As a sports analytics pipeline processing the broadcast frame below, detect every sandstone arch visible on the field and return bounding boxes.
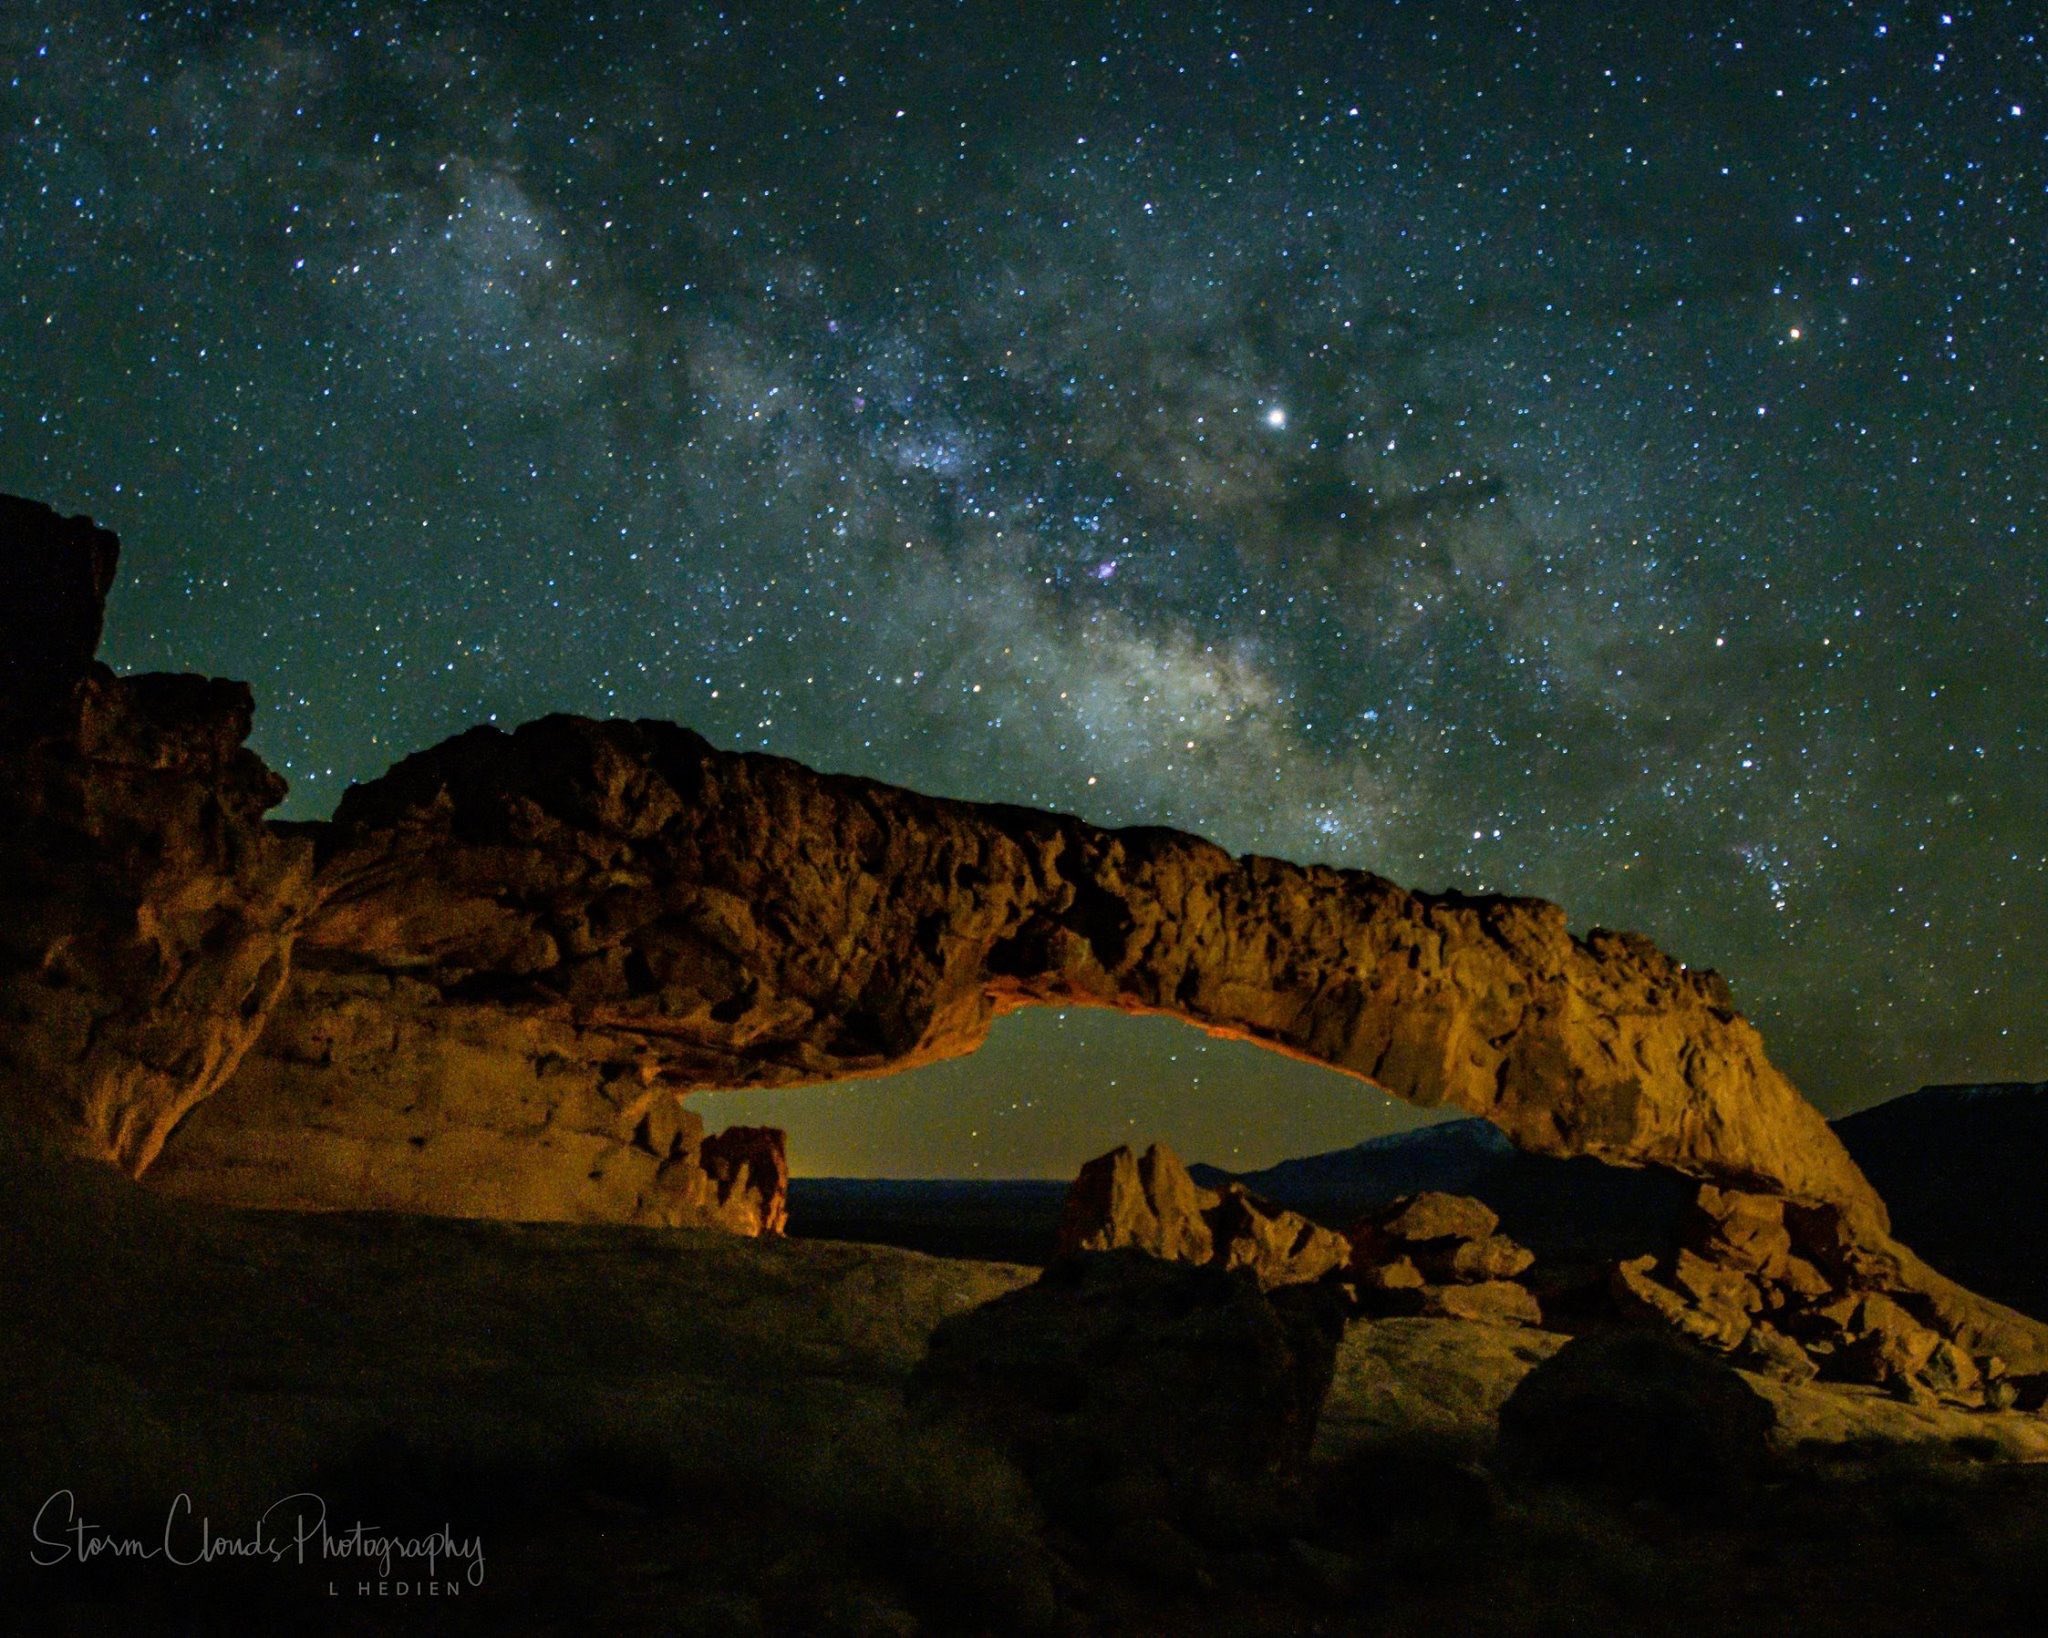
[4,495,2043,1370]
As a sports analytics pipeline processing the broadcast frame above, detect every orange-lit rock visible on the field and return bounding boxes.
[1053,1142,1347,1289]
[7,496,2048,1350]
[265,712,1884,1229]
[0,498,313,1174]
[154,711,2048,1360]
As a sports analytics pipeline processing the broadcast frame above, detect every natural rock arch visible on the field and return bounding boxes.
[219,710,1881,1224]
[3,493,2043,1370]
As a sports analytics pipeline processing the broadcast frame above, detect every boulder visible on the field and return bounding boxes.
[1344,1191,1540,1322]
[1205,1184,1352,1289]
[1055,1143,1348,1289]
[1056,1142,1214,1265]
[1687,1184,1795,1278]
[1734,1321,1820,1384]
[1420,1280,1543,1327]
[912,1250,1346,1542]
[1669,1247,1763,1318]
[1369,1191,1501,1246]
[1611,1254,1751,1351]
[1353,1256,1425,1294]
[1411,1233,1535,1284]
[1495,1329,1778,1504]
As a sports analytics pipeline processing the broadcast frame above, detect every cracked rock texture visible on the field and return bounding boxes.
[1053,1141,1351,1288]
[143,715,2048,1365]
[0,497,313,1175]
[226,709,1876,1215]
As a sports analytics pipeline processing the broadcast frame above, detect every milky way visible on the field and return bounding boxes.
[4,3,2042,1173]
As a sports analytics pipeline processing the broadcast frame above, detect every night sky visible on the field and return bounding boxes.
[4,3,2043,1176]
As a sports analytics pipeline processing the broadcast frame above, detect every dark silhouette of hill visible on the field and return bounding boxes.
[789,1178,1068,1265]
[1832,1082,2048,1322]
[790,1082,2048,1325]
[1191,1120,1693,1263]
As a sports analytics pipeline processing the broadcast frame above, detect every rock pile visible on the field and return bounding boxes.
[1055,1142,1351,1289]
[1345,1192,1544,1327]
[1611,1183,2047,1407]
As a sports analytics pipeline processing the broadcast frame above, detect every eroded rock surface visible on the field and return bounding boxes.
[1496,1330,1779,1504]
[1346,1190,1544,1325]
[0,497,313,1174]
[1055,1141,1349,1288]
[144,967,791,1233]
[1607,1182,2032,1400]
[235,711,1880,1218]
[135,713,2048,1363]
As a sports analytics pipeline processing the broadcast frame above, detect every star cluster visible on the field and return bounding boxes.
[4,2,2042,1173]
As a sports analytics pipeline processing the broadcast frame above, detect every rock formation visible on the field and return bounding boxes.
[0,496,786,1236]
[1054,1141,1350,1288]
[0,496,314,1174]
[1347,1191,1544,1326]
[4,493,2047,1365]
[1608,1183,2046,1406]
[251,710,1882,1216]
[160,706,1907,1244]
[1496,1329,1779,1504]
[912,1250,1347,1547]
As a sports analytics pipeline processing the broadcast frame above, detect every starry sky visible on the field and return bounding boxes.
[4,2,2043,1176]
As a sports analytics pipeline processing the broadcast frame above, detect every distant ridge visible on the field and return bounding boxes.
[1190,1118,1691,1262]
[1189,1118,1516,1205]
[785,1082,2048,1318]
[1832,1081,2048,1320]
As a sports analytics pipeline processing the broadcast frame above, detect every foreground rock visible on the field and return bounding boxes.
[1607,1183,2032,1405]
[148,1023,793,1233]
[216,709,2041,1367]
[1055,1141,1348,1288]
[913,1250,1346,1546]
[1347,1190,1544,1326]
[0,497,313,1174]
[8,1135,2048,1638]
[1496,1330,1779,1504]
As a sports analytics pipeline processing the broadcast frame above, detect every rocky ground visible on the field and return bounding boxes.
[10,1141,2048,1637]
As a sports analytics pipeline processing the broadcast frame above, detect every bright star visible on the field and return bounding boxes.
[1264,406,1287,429]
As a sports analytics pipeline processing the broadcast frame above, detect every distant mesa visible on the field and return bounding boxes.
[2,492,2045,1381]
